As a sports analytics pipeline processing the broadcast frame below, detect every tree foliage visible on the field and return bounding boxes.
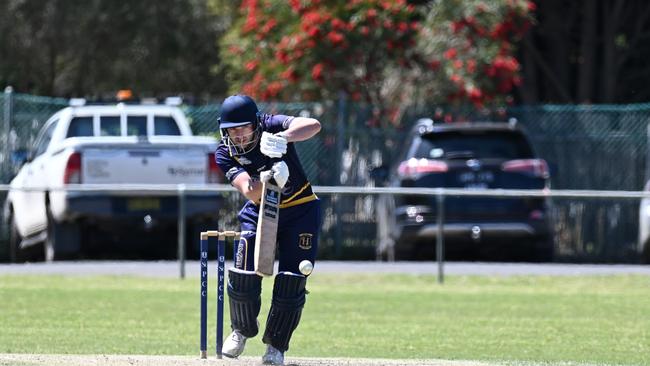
[221,1,421,103]
[418,0,534,108]
[220,0,534,123]
[4,1,650,107]
[0,0,226,99]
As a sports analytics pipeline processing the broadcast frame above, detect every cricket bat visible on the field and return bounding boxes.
[254,163,282,276]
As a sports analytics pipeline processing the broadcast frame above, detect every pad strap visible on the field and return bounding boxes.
[262,272,307,352]
[227,268,262,337]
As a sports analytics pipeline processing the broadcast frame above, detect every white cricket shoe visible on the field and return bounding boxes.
[262,344,284,365]
[222,330,247,358]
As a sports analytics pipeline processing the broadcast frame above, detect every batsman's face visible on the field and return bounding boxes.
[227,124,256,149]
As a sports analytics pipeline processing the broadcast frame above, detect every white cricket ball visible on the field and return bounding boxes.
[298,260,313,275]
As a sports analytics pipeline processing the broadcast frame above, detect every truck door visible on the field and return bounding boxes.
[21,120,58,234]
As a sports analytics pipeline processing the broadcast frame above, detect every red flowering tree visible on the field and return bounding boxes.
[418,0,535,109]
[220,0,535,123]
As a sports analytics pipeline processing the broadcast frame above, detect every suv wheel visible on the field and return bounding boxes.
[532,237,555,263]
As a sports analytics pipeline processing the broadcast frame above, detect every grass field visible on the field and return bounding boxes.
[0,273,648,365]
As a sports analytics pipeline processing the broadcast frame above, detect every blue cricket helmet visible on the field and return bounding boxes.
[218,94,260,128]
[218,94,263,155]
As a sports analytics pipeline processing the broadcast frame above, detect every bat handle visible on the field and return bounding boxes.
[268,157,283,186]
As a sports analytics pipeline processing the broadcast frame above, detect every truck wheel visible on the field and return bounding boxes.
[9,215,25,263]
[45,209,81,262]
[8,214,25,263]
[0,237,7,263]
[642,240,650,264]
[45,210,56,262]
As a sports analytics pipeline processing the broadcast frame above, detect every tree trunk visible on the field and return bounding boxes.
[601,0,624,102]
[541,0,573,102]
[519,31,538,104]
[47,44,57,96]
[577,0,596,103]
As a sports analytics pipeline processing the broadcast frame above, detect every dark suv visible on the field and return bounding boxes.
[377,118,553,261]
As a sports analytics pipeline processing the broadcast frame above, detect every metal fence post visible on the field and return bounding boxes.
[646,122,650,183]
[178,184,187,279]
[3,86,13,183]
[335,91,346,257]
[436,193,445,284]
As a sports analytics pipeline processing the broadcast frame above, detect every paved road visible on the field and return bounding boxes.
[1,260,649,278]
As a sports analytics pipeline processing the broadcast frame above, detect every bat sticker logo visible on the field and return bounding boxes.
[264,205,277,219]
[266,190,280,205]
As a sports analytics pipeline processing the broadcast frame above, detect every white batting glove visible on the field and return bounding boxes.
[260,131,287,158]
[260,170,273,183]
[271,161,289,188]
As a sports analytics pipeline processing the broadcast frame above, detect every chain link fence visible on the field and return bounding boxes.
[1,88,69,182]
[1,88,649,261]
[510,105,649,262]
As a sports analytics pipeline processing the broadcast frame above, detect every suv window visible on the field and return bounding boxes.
[67,117,94,137]
[154,116,181,136]
[417,131,534,160]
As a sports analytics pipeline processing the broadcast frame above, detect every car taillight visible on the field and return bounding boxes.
[529,209,545,220]
[397,158,448,179]
[501,159,549,178]
[64,152,82,184]
[207,153,223,183]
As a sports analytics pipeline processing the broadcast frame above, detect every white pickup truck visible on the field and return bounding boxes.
[2,101,223,262]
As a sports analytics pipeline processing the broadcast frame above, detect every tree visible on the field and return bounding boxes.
[221,1,420,102]
[417,0,534,109]
[219,0,535,124]
[0,0,227,99]
[518,0,650,104]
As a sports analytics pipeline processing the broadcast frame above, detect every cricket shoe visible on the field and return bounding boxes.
[222,330,248,358]
[261,344,284,365]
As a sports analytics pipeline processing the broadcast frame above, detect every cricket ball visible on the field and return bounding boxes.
[298,260,313,275]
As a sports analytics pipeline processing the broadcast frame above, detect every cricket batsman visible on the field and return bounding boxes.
[214,94,322,365]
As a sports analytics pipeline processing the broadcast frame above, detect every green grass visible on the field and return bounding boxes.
[0,274,649,365]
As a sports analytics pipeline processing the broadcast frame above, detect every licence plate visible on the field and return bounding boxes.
[127,198,161,211]
[457,171,494,188]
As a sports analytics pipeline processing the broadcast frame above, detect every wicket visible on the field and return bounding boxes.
[200,230,240,359]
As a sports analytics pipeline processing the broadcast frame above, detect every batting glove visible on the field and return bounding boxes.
[260,170,273,183]
[271,161,289,188]
[260,131,287,158]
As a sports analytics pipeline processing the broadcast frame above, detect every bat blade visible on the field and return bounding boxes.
[254,180,281,276]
